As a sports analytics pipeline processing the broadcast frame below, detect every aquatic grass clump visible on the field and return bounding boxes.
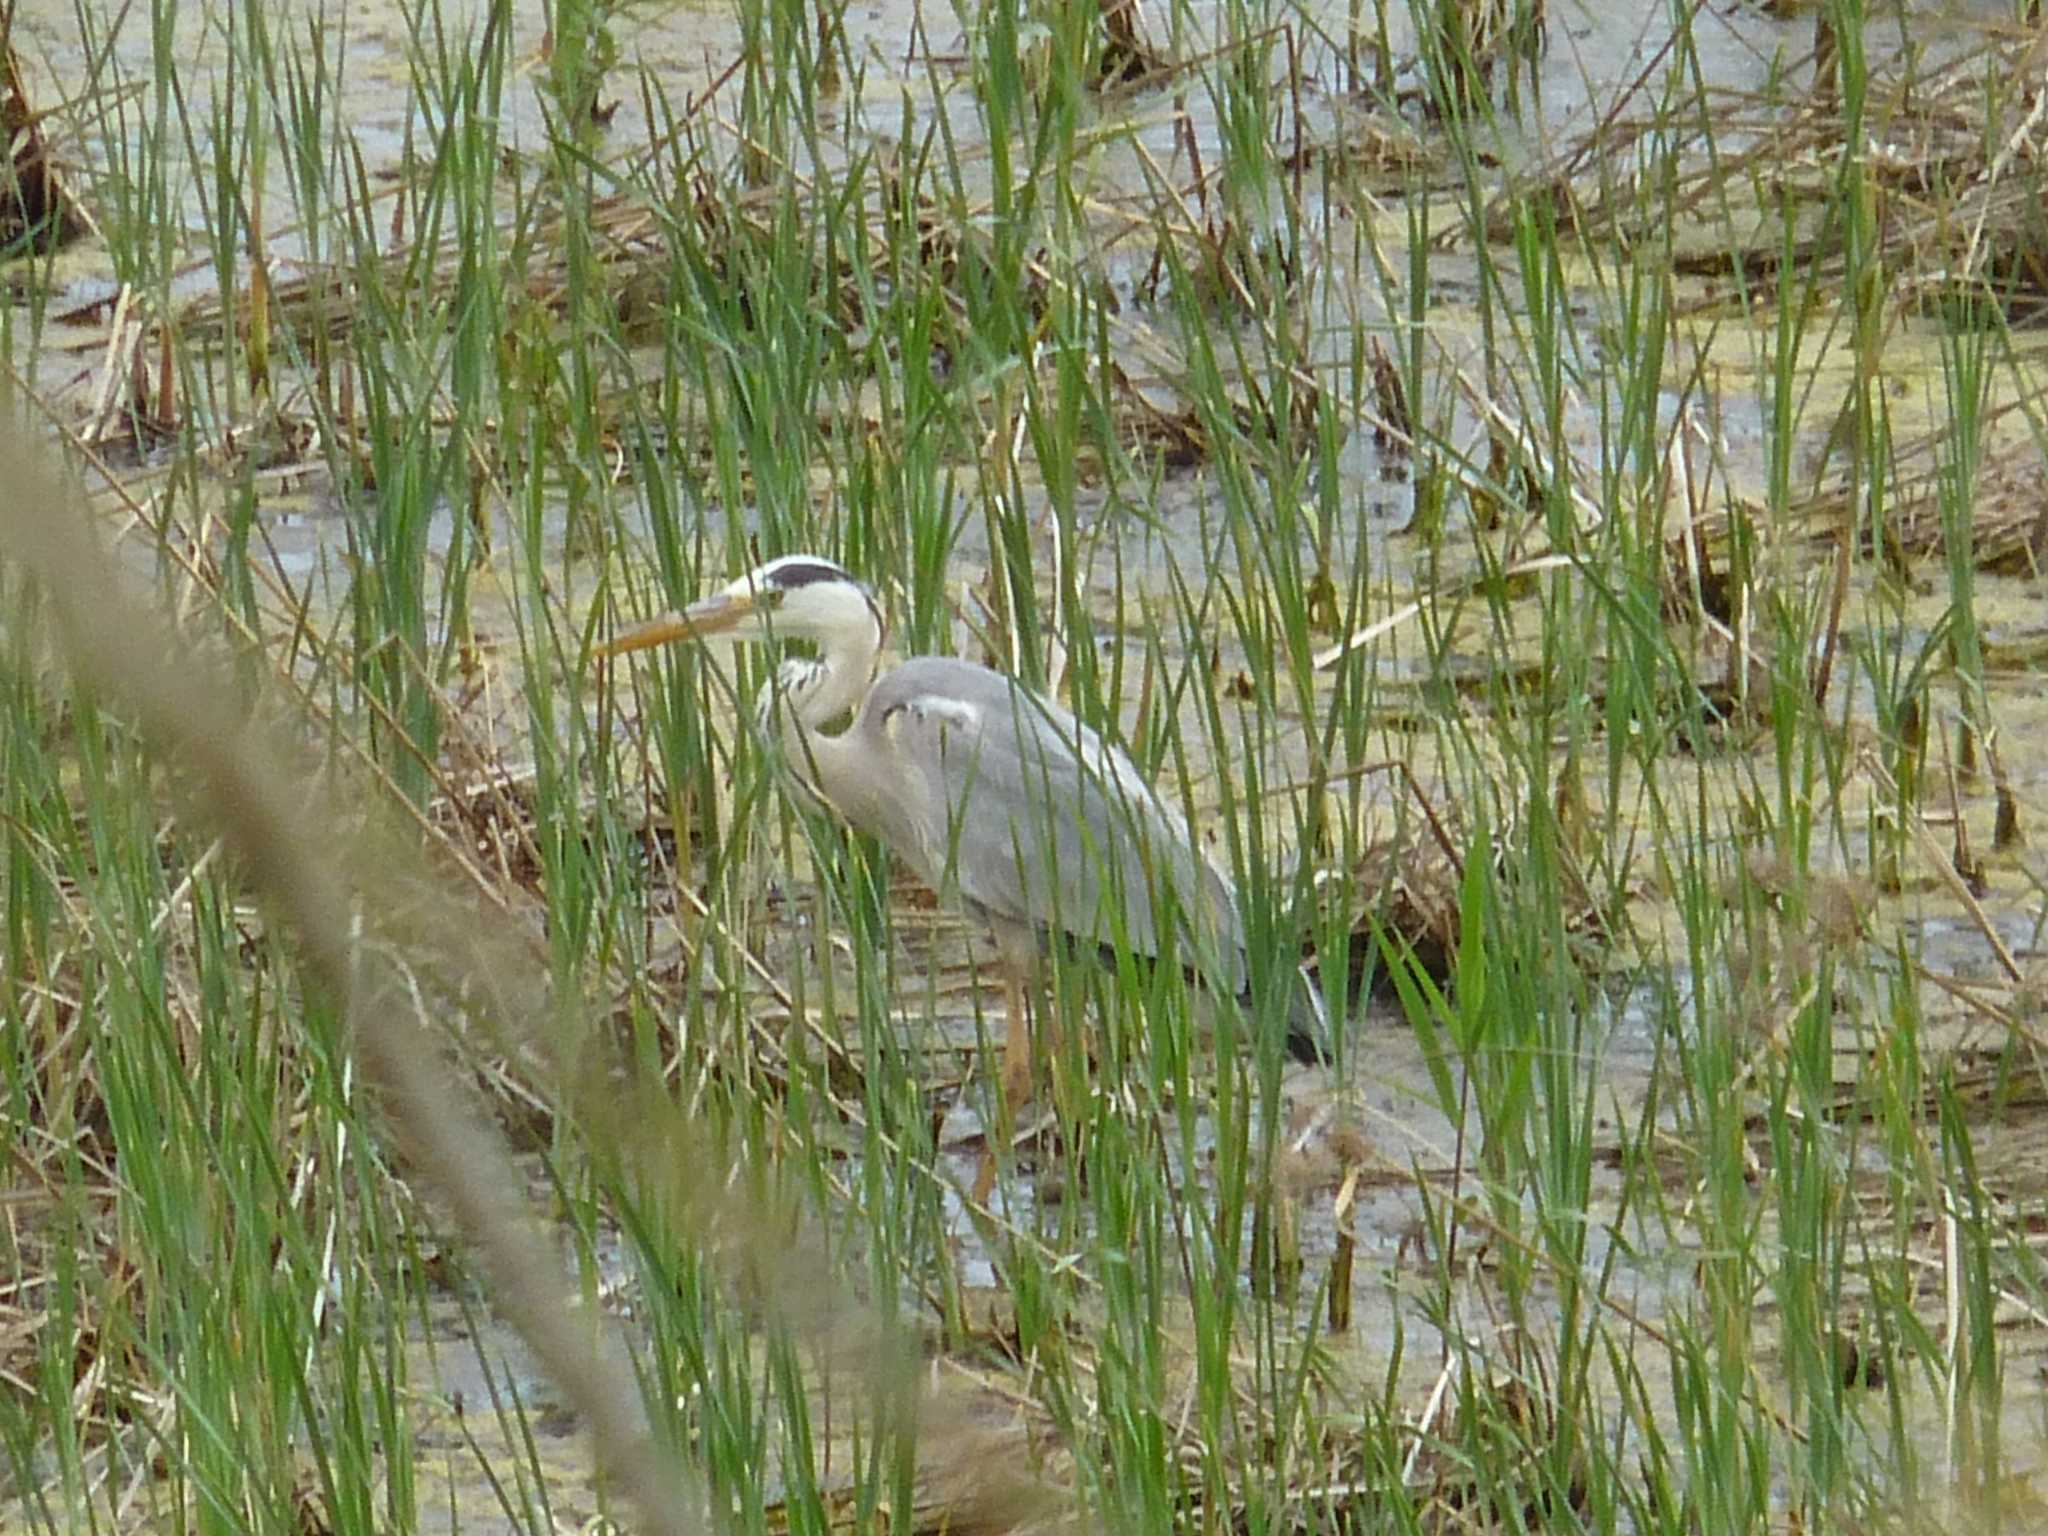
[5,0,2048,1530]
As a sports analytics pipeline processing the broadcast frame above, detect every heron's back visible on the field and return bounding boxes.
[842,656,1247,992]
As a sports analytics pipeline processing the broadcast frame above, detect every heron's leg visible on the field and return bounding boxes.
[999,963,1034,1111]
[986,922,1046,1114]
[971,963,1032,1206]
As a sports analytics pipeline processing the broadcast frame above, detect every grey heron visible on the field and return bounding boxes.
[603,555,1329,1096]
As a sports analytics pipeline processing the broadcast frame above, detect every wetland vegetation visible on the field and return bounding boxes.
[4,0,2048,1531]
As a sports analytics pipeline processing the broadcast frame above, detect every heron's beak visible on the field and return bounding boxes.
[598,591,758,657]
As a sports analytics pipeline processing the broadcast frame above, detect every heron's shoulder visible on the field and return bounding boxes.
[870,658,1155,796]
[867,656,1019,726]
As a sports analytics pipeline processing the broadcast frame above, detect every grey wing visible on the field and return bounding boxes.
[857,657,1247,990]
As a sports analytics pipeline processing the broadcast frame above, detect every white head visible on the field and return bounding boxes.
[705,556,884,650]
[604,555,884,652]
[602,554,886,730]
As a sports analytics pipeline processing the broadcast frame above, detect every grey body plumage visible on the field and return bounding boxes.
[606,555,1327,1065]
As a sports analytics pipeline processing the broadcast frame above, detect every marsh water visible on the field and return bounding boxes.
[8,0,2048,1530]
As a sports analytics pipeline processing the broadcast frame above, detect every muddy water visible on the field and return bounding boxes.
[10,0,2048,1524]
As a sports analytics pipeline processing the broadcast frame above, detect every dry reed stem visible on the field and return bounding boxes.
[0,422,706,1534]
[0,419,1069,1534]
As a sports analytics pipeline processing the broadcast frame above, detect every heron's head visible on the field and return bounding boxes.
[603,557,886,743]
[602,555,885,658]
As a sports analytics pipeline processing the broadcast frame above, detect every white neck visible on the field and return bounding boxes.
[758,611,882,766]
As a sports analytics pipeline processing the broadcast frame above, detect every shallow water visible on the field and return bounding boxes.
[9,0,2048,1526]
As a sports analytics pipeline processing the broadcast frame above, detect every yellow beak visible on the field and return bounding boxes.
[598,591,758,657]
